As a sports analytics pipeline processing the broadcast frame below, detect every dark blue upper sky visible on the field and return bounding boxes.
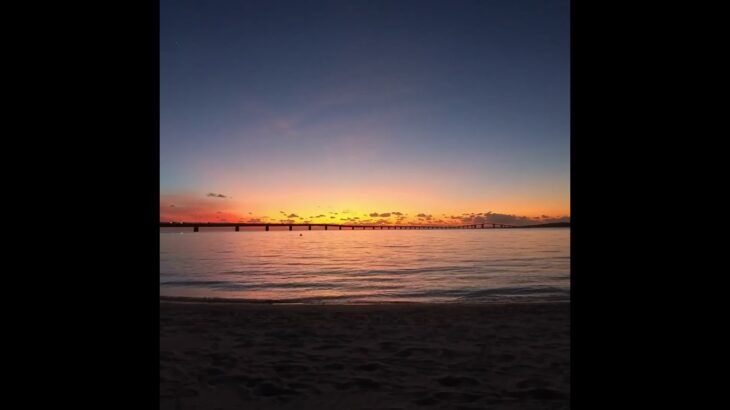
[160,0,570,220]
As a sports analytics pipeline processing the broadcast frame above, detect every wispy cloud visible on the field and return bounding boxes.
[369,212,393,217]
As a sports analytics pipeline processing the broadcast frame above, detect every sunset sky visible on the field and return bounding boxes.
[160,0,570,226]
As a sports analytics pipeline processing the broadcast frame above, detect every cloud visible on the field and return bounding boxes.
[206,193,227,198]
[314,214,326,218]
[379,213,391,217]
[455,212,571,226]
[392,212,403,216]
[369,212,379,217]
[458,215,487,224]
[287,213,299,218]
[484,212,534,225]
[536,215,571,224]
[169,205,175,207]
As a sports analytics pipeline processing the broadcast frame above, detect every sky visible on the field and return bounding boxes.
[160,0,570,226]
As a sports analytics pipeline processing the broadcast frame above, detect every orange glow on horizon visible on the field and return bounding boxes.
[160,191,569,226]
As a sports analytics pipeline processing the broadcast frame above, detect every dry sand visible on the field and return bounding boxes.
[160,301,569,410]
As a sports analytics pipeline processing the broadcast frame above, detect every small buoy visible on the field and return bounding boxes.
[299,233,302,236]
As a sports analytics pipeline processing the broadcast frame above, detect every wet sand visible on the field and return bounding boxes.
[160,301,569,410]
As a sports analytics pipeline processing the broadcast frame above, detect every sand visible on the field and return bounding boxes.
[160,301,570,410]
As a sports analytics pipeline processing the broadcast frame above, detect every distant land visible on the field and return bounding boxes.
[518,222,570,228]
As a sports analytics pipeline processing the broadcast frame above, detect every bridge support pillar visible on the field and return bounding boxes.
[308,225,312,230]
[325,225,328,230]
[339,226,342,230]
[235,226,239,231]
[265,225,269,231]
[289,225,292,231]
[194,226,199,232]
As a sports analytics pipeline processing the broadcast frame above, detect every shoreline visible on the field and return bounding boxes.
[160,295,570,307]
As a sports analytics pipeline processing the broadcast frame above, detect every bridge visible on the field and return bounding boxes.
[160,222,518,232]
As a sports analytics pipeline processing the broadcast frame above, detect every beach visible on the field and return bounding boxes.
[160,300,570,410]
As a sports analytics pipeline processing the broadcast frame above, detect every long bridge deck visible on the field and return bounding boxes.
[160,222,518,232]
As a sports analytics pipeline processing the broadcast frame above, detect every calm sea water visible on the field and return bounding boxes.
[160,228,570,303]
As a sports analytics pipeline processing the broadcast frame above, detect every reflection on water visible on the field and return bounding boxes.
[160,228,570,303]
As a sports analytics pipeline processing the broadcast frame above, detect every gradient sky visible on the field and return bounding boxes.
[160,0,570,226]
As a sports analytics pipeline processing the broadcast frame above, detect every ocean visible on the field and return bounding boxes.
[160,227,570,303]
